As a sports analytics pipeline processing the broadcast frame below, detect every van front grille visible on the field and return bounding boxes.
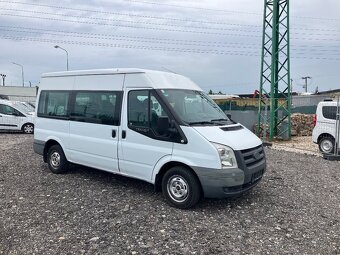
[240,145,265,168]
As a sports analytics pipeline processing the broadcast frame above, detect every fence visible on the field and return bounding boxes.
[214,95,340,157]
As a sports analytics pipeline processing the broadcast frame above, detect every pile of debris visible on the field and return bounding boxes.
[291,113,314,136]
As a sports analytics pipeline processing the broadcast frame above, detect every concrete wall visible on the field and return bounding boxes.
[0,86,37,97]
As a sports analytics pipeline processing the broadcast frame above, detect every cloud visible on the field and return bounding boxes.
[0,0,339,93]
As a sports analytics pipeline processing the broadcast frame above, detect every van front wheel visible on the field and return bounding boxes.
[162,166,201,209]
[319,136,335,154]
[47,145,68,174]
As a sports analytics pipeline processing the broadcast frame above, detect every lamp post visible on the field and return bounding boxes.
[54,45,69,71]
[0,74,6,86]
[12,62,24,87]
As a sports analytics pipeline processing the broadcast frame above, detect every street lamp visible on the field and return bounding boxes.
[54,45,69,71]
[0,74,6,86]
[12,62,24,87]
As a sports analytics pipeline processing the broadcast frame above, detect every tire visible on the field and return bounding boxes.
[319,136,335,154]
[162,166,201,209]
[22,123,34,134]
[47,145,69,174]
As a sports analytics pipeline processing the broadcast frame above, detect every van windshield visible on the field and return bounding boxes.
[159,89,233,126]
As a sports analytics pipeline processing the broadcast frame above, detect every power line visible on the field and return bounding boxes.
[0,7,264,33]
[124,0,340,22]
[2,11,340,43]
[1,34,340,61]
[1,1,340,33]
[1,26,340,54]
[0,0,262,27]
[0,12,263,37]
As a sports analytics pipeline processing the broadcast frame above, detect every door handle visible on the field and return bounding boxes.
[112,130,116,138]
[122,130,126,139]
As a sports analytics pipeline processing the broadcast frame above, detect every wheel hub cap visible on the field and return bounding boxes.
[167,176,189,202]
[50,152,61,168]
[322,140,333,152]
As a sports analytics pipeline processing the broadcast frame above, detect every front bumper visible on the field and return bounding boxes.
[192,145,266,198]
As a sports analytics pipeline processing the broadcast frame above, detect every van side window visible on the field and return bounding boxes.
[71,91,121,125]
[38,91,70,118]
[322,106,337,120]
[128,90,149,127]
[128,90,171,137]
[0,104,23,116]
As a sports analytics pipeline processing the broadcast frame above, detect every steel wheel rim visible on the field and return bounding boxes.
[50,152,61,168]
[24,124,33,133]
[321,140,333,153]
[167,175,189,203]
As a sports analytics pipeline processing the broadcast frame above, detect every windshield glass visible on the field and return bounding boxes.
[159,89,233,125]
[13,102,32,113]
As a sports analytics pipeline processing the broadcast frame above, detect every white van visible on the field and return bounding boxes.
[33,69,266,208]
[0,99,35,133]
[312,100,340,153]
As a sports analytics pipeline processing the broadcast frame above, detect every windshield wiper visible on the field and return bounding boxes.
[188,121,215,126]
[210,118,229,122]
[211,118,236,124]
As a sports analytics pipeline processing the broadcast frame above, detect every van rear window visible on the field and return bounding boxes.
[322,106,338,120]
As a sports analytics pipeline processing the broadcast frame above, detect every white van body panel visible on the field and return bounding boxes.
[67,74,124,172]
[172,126,221,169]
[193,125,262,151]
[118,87,173,181]
[34,119,70,149]
[39,76,75,90]
[312,101,340,149]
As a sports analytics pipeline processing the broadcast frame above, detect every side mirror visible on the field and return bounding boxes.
[227,114,232,119]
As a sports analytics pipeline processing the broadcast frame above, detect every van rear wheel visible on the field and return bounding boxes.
[47,145,68,174]
[162,166,201,209]
[319,137,335,154]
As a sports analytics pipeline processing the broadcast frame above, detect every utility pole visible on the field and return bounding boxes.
[0,74,6,86]
[258,0,291,141]
[301,76,311,93]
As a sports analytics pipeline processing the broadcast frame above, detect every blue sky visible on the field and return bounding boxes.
[0,0,339,94]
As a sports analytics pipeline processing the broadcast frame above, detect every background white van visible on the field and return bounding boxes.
[34,69,266,208]
[0,99,35,133]
[312,100,340,153]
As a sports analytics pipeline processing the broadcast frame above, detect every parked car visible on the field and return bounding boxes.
[0,99,35,133]
[0,94,9,100]
[312,99,340,153]
[33,68,266,208]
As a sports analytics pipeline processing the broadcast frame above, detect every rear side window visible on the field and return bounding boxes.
[38,91,70,118]
[71,91,122,125]
[322,106,337,120]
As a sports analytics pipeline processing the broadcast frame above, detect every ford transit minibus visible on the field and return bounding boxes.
[34,69,266,208]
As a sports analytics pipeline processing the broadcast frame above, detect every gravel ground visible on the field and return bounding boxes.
[1,134,340,255]
[272,136,320,156]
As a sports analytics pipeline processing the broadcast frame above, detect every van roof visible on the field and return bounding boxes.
[42,68,162,77]
[40,68,202,91]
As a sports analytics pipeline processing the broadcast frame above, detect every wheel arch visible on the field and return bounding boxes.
[43,139,62,162]
[154,161,202,193]
[317,133,334,144]
[21,122,34,131]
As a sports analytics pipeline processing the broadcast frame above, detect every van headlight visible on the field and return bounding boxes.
[211,142,238,169]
